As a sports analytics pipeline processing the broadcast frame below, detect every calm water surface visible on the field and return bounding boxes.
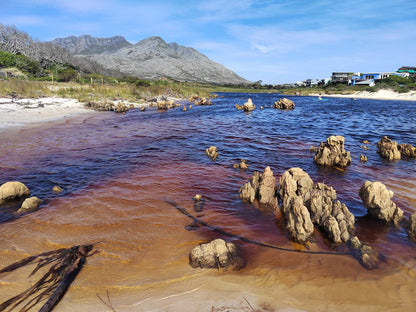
[0,93,415,311]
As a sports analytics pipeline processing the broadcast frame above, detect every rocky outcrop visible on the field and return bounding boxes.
[243,98,255,112]
[189,239,245,270]
[239,167,277,206]
[377,136,401,161]
[0,181,30,205]
[194,98,212,106]
[398,143,416,158]
[205,146,218,160]
[359,181,403,223]
[18,197,42,213]
[313,135,351,168]
[278,168,355,244]
[274,98,295,110]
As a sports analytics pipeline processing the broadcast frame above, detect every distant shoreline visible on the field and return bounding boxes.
[308,89,416,101]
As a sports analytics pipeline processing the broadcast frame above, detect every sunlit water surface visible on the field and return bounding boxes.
[0,93,415,311]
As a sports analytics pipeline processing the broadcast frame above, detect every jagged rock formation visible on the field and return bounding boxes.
[313,135,351,168]
[359,181,403,223]
[52,35,250,85]
[274,98,295,110]
[243,98,255,112]
[377,136,401,161]
[278,168,355,244]
[239,166,277,207]
[50,35,131,54]
[408,213,416,239]
[398,143,416,158]
[189,239,245,270]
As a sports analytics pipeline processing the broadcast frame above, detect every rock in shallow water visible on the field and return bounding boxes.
[313,135,351,168]
[18,196,42,213]
[0,181,30,205]
[377,136,401,161]
[359,181,403,223]
[189,239,245,270]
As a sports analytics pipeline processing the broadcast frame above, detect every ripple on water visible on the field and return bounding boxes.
[0,94,415,311]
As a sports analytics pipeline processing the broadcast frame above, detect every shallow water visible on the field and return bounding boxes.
[0,93,415,311]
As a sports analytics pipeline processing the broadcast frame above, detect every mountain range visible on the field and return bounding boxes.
[50,35,250,85]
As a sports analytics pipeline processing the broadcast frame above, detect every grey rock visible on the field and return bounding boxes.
[377,136,401,161]
[359,181,403,223]
[285,195,314,243]
[313,135,351,168]
[0,181,30,205]
[53,36,251,85]
[189,239,245,270]
[239,167,277,206]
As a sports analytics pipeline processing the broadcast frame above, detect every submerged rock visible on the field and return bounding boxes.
[398,143,416,158]
[377,136,401,161]
[18,196,42,213]
[359,181,403,223]
[189,239,245,270]
[52,186,63,194]
[408,213,416,239]
[348,236,379,270]
[0,181,30,205]
[273,98,295,110]
[313,135,351,168]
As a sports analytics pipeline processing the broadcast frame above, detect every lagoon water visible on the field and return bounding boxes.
[0,93,415,311]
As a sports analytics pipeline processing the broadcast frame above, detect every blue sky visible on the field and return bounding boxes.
[1,0,415,84]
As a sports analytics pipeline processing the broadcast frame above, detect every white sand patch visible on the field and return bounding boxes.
[310,90,416,101]
[0,97,96,130]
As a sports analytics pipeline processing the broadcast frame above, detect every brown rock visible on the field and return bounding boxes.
[274,98,295,109]
[377,136,401,160]
[239,171,261,203]
[205,146,218,160]
[359,181,403,223]
[408,213,416,238]
[313,135,351,168]
[189,239,245,270]
[285,195,314,243]
[398,143,416,158]
[0,181,30,205]
[52,186,63,194]
[360,154,368,162]
[243,98,255,112]
[18,196,42,213]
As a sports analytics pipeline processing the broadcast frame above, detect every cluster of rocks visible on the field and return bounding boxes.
[235,98,256,112]
[377,136,416,160]
[0,181,41,213]
[239,166,278,207]
[156,96,180,110]
[313,135,351,168]
[205,146,218,160]
[233,159,248,170]
[278,168,355,245]
[273,98,295,110]
[85,101,133,113]
[189,238,245,270]
[188,95,213,106]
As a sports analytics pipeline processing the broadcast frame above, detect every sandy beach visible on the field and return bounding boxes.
[0,97,98,130]
[310,89,416,101]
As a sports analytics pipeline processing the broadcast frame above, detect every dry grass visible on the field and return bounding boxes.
[0,79,216,102]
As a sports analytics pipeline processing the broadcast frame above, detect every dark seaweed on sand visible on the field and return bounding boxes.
[0,244,96,312]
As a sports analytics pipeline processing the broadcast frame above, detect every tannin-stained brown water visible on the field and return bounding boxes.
[0,93,415,311]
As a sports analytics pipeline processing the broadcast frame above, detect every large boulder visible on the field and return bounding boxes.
[398,143,416,158]
[239,167,277,206]
[274,98,295,109]
[313,135,351,168]
[189,239,245,270]
[278,168,355,244]
[359,181,403,223]
[0,181,30,205]
[377,136,401,161]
